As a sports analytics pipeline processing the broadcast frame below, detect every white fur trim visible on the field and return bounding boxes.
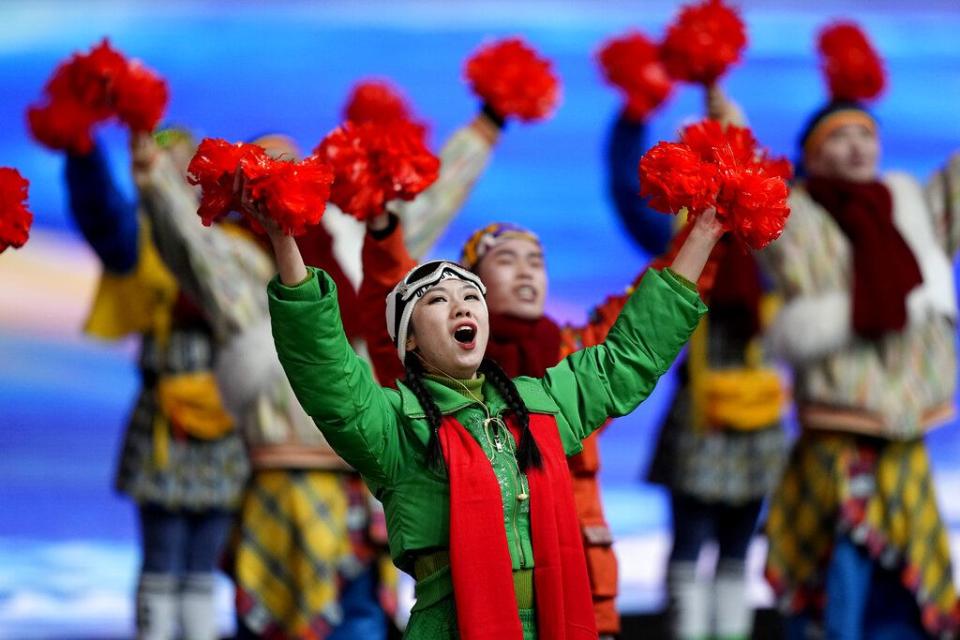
[320,202,364,289]
[214,318,285,419]
[768,292,852,364]
[886,172,958,323]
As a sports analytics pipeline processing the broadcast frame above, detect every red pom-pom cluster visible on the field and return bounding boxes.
[344,79,414,125]
[187,138,333,236]
[0,168,34,254]
[27,39,169,154]
[818,22,886,102]
[660,0,747,86]
[639,119,791,249]
[314,119,440,221]
[597,31,674,120]
[464,37,560,122]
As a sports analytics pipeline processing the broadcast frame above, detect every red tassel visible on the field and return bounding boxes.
[818,22,886,102]
[597,31,674,121]
[0,168,33,253]
[640,119,792,249]
[660,0,747,86]
[28,39,169,153]
[464,37,560,122]
[314,119,440,221]
[114,61,170,133]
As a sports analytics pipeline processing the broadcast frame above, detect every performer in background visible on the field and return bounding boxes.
[759,22,960,639]
[64,130,248,640]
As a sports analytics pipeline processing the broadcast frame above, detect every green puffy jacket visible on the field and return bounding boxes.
[267,266,705,636]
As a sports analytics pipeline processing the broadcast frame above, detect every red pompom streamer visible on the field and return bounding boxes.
[597,31,674,121]
[639,119,792,249]
[188,138,333,236]
[0,168,34,254]
[344,79,414,125]
[660,0,748,86]
[464,37,561,122]
[818,22,886,102]
[244,155,334,236]
[640,142,718,215]
[314,119,440,221]
[27,39,169,154]
[114,60,170,133]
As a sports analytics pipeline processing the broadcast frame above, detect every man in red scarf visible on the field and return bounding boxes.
[759,95,960,638]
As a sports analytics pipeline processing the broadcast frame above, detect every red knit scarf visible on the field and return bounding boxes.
[486,314,563,378]
[438,413,596,640]
[806,177,923,339]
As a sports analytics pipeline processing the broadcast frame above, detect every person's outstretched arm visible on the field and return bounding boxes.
[534,210,721,451]
[65,140,139,272]
[606,111,674,258]
[390,112,501,259]
[267,233,403,486]
[357,212,417,386]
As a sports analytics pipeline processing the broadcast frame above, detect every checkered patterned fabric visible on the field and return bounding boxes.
[225,470,385,639]
[765,430,960,637]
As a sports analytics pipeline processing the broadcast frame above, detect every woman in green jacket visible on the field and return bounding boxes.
[257,200,721,639]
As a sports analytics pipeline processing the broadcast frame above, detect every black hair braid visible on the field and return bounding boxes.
[479,359,542,471]
[403,353,446,471]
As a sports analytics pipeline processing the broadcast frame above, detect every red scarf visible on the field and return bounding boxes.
[486,314,563,378]
[438,413,596,640]
[806,177,923,339]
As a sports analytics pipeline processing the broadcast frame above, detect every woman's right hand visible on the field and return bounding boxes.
[234,173,309,285]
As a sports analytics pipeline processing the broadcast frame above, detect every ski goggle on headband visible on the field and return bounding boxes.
[386,260,487,362]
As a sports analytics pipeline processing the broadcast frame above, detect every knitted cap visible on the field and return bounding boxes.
[460,222,540,271]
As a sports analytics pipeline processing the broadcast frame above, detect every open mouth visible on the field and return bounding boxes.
[454,325,477,345]
[514,285,538,303]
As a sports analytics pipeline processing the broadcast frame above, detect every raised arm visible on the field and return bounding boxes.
[925,150,960,259]
[388,113,501,259]
[606,111,673,258]
[64,140,139,272]
[541,213,718,448]
[357,213,417,386]
[131,134,271,338]
[267,266,403,485]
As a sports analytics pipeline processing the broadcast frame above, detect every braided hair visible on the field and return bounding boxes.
[402,354,542,473]
[477,358,541,471]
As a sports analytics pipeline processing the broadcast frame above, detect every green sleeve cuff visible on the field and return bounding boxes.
[662,267,700,295]
[267,267,336,302]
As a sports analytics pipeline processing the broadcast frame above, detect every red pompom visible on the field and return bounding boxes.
[464,37,560,122]
[818,22,886,102]
[639,142,719,215]
[244,155,333,236]
[597,31,674,121]
[0,168,34,253]
[640,119,792,249]
[315,120,440,221]
[114,61,170,132]
[28,39,169,152]
[344,79,414,125]
[187,138,266,226]
[27,100,100,155]
[718,170,790,250]
[660,0,748,86]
